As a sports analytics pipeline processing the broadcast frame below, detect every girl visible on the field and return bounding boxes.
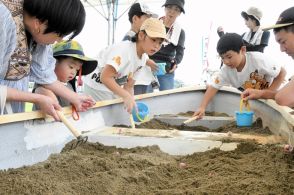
[84,18,166,113]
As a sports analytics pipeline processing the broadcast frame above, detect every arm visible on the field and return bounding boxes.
[6,87,61,120]
[123,77,135,97]
[268,67,286,90]
[169,30,185,74]
[241,88,277,101]
[100,65,136,113]
[43,81,95,112]
[146,59,158,72]
[34,86,59,104]
[193,86,218,118]
[174,29,185,65]
[275,79,294,107]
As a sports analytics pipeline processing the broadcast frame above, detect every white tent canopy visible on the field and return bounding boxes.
[82,0,164,44]
[83,0,162,6]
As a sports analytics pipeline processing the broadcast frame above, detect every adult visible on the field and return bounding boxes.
[0,0,94,120]
[150,0,185,91]
[242,7,294,107]
[241,6,270,52]
[217,7,270,53]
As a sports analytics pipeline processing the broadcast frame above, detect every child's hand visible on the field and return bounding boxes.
[146,59,158,72]
[73,94,95,112]
[193,107,205,119]
[122,94,136,114]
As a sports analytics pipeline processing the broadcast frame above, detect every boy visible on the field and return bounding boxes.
[123,2,157,41]
[84,18,167,113]
[34,40,97,107]
[123,2,159,95]
[242,7,294,107]
[193,33,286,118]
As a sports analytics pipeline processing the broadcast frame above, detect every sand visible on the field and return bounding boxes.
[0,113,293,194]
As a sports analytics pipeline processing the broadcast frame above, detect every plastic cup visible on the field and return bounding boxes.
[132,102,149,122]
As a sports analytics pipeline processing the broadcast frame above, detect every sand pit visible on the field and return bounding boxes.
[0,142,293,194]
[0,114,293,194]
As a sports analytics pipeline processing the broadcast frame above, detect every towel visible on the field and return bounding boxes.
[160,17,182,46]
[242,26,263,45]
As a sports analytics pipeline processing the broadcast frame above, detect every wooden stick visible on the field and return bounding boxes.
[183,116,200,124]
[129,114,135,129]
[56,110,81,138]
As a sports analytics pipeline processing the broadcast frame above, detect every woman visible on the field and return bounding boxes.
[150,0,185,91]
[240,6,270,52]
[0,0,94,120]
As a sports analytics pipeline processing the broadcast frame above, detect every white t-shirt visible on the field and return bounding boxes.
[211,52,281,90]
[84,41,147,92]
[123,30,154,85]
[135,64,154,85]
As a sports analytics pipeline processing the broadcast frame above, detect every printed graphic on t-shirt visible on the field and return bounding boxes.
[243,70,269,90]
[214,77,220,84]
[89,47,144,86]
[91,72,102,83]
[112,56,121,66]
[90,71,133,86]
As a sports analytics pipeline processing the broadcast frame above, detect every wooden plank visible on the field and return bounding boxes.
[0,86,202,124]
[154,115,235,129]
[100,127,286,145]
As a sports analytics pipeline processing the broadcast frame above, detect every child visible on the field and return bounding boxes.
[84,18,167,113]
[123,2,159,95]
[34,40,97,107]
[193,33,286,118]
[0,0,94,120]
[242,7,294,107]
[123,2,157,41]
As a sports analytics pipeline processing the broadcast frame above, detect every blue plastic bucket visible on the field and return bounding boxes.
[155,63,166,76]
[132,102,149,122]
[235,111,254,127]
